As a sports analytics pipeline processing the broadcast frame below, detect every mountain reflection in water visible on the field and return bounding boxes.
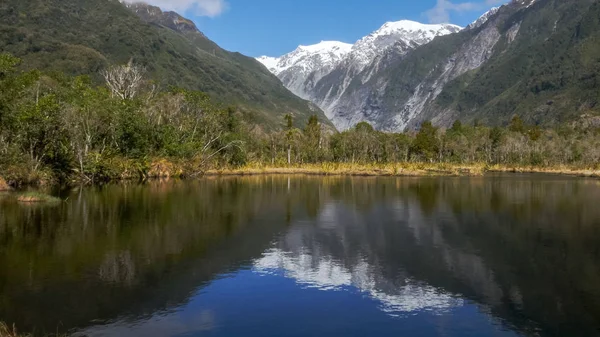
[1,175,599,337]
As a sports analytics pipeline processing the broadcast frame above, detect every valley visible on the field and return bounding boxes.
[0,0,599,186]
[2,1,600,336]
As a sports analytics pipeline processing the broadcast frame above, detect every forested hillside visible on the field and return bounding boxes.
[0,0,329,128]
[378,0,600,129]
[432,0,600,125]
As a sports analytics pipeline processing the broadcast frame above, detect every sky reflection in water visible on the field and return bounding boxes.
[2,175,599,336]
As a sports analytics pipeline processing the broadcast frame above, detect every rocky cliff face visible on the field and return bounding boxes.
[125,2,205,37]
[257,21,461,129]
[257,41,353,101]
[387,0,600,130]
[260,0,600,131]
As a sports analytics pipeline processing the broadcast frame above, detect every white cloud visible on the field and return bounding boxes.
[424,0,506,24]
[125,0,229,17]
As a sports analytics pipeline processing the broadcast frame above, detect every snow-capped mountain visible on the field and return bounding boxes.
[348,21,462,70]
[257,41,352,76]
[319,0,559,132]
[257,20,461,127]
[467,7,500,30]
[256,0,567,132]
[257,41,352,100]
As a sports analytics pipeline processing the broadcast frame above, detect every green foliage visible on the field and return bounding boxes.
[1,52,600,184]
[285,114,293,130]
[433,0,600,125]
[450,120,463,133]
[303,115,323,163]
[0,54,256,183]
[0,0,331,130]
[411,121,440,162]
[509,116,525,133]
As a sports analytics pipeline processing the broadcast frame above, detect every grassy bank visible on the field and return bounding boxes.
[206,162,486,177]
[486,164,600,178]
[2,161,599,189]
[206,162,600,178]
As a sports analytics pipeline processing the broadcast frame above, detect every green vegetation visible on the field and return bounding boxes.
[16,192,60,203]
[1,52,600,186]
[1,0,598,187]
[0,0,330,129]
[434,0,600,125]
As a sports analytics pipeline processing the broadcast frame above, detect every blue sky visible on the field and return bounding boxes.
[134,0,507,57]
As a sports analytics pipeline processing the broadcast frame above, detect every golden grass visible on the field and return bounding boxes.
[0,323,21,337]
[16,192,61,203]
[203,162,600,178]
[486,164,600,178]
[205,162,487,177]
[0,322,67,337]
[0,177,10,191]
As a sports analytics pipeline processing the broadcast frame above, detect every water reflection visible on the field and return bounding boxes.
[254,248,463,316]
[1,175,600,336]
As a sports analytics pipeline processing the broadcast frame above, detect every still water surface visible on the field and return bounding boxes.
[1,175,600,336]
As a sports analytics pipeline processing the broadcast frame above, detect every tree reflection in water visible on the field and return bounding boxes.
[0,175,599,336]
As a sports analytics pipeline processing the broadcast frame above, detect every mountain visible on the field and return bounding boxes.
[257,21,462,130]
[418,0,600,128]
[257,41,353,101]
[341,0,600,130]
[0,0,331,129]
[260,0,600,131]
[466,7,500,30]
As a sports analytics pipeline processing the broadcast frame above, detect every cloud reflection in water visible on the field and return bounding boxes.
[253,248,463,317]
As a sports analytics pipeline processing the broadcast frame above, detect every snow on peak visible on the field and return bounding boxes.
[467,7,500,30]
[257,41,352,75]
[298,41,353,54]
[376,20,461,38]
[256,55,281,74]
[349,20,462,68]
[256,20,462,75]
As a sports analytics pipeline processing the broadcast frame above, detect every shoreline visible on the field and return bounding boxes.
[205,164,600,179]
[1,163,599,189]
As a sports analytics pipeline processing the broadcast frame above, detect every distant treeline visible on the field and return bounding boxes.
[1,53,599,185]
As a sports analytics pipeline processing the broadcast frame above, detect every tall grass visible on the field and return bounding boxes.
[0,323,67,337]
[206,162,488,176]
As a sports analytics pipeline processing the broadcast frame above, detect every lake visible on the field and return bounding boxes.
[1,175,600,337]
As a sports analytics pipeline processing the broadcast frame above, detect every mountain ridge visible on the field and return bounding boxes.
[257,20,462,129]
[258,0,600,131]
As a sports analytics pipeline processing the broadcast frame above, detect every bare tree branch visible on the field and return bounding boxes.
[101,61,146,100]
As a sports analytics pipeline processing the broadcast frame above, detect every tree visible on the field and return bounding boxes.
[303,115,322,163]
[509,115,525,133]
[353,122,379,162]
[101,61,146,100]
[284,114,293,164]
[411,121,439,162]
[0,53,20,79]
[450,120,463,133]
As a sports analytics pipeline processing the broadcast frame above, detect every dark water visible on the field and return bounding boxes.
[1,175,600,337]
